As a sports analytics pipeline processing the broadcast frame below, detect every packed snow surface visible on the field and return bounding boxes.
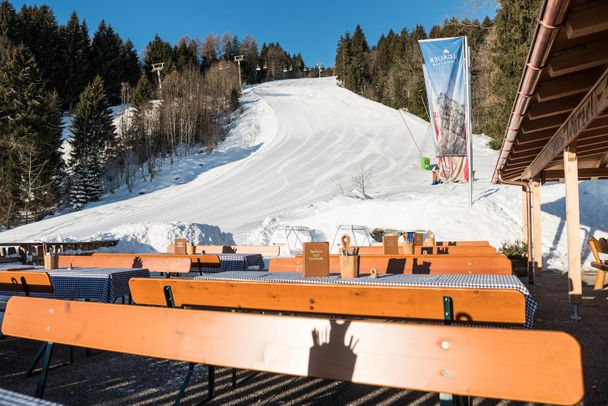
[1,77,607,269]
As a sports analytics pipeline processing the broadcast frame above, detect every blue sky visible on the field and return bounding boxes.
[15,0,497,66]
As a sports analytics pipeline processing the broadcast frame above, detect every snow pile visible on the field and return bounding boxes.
[90,222,235,253]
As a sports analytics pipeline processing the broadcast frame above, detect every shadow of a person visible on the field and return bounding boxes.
[308,319,358,381]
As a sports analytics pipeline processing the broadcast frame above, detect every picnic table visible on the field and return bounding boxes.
[0,267,149,303]
[199,253,264,272]
[0,388,63,405]
[194,271,537,328]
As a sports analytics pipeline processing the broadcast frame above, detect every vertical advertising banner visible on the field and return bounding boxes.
[419,37,470,182]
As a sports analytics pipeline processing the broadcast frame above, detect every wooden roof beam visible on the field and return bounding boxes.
[510,134,608,162]
[547,147,608,167]
[524,68,608,180]
[528,95,582,120]
[536,68,600,102]
[521,113,570,134]
[565,3,608,39]
[548,40,608,77]
[543,167,608,181]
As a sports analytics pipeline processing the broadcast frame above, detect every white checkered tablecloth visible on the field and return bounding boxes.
[199,253,264,272]
[0,267,150,303]
[0,388,63,405]
[194,272,537,328]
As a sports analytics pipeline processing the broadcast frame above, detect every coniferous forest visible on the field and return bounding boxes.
[0,0,322,227]
[334,0,541,150]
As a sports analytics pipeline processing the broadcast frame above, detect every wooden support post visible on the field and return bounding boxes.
[564,146,582,320]
[532,181,543,279]
[522,190,529,242]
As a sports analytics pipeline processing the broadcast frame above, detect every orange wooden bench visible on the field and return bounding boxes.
[129,278,527,325]
[167,244,281,257]
[91,252,221,271]
[57,254,211,274]
[355,245,497,255]
[270,254,512,275]
[2,296,584,405]
[588,237,608,289]
[0,271,53,296]
[0,270,68,375]
[436,240,490,246]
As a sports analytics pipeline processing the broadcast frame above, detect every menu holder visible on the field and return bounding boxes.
[383,234,399,255]
[339,255,359,279]
[303,242,329,277]
[403,242,415,255]
[44,253,58,270]
[174,238,188,255]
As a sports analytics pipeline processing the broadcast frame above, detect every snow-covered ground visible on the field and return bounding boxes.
[1,77,607,270]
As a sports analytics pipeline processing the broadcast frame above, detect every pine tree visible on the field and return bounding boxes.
[60,12,91,109]
[0,0,15,64]
[0,44,62,225]
[132,72,153,108]
[143,34,175,84]
[119,39,141,87]
[13,4,63,95]
[91,21,127,103]
[69,76,115,209]
[174,37,199,71]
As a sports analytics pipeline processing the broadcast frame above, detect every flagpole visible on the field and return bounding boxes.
[464,36,473,208]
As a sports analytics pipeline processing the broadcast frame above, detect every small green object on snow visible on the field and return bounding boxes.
[420,156,431,170]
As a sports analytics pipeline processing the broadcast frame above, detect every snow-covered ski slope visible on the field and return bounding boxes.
[2,77,607,270]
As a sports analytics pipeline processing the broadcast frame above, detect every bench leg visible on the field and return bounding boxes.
[26,342,47,377]
[594,270,606,290]
[35,342,54,399]
[208,365,215,399]
[174,362,195,406]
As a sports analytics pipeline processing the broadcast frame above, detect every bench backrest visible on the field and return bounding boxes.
[129,278,526,325]
[588,237,608,262]
[2,297,584,405]
[0,271,53,293]
[436,241,490,246]
[167,245,280,257]
[91,253,220,269]
[57,255,193,274]
[270,255,511,275]
[355,245,497,255]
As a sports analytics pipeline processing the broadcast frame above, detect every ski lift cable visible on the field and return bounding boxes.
[398,108,424,159]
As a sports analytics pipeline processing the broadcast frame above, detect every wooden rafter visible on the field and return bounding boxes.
[528,95,582,120]
[536,68,599,102]
[543,167,608,180]
[523,68,608,180]
[565,3,608,39]
[521,113,570,134]
[548,40,608,77]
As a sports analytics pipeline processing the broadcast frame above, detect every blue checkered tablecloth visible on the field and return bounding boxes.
[0,388,63,406]
[194,272,537,328]
[0,267,150,303]
[200,253,264,272]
